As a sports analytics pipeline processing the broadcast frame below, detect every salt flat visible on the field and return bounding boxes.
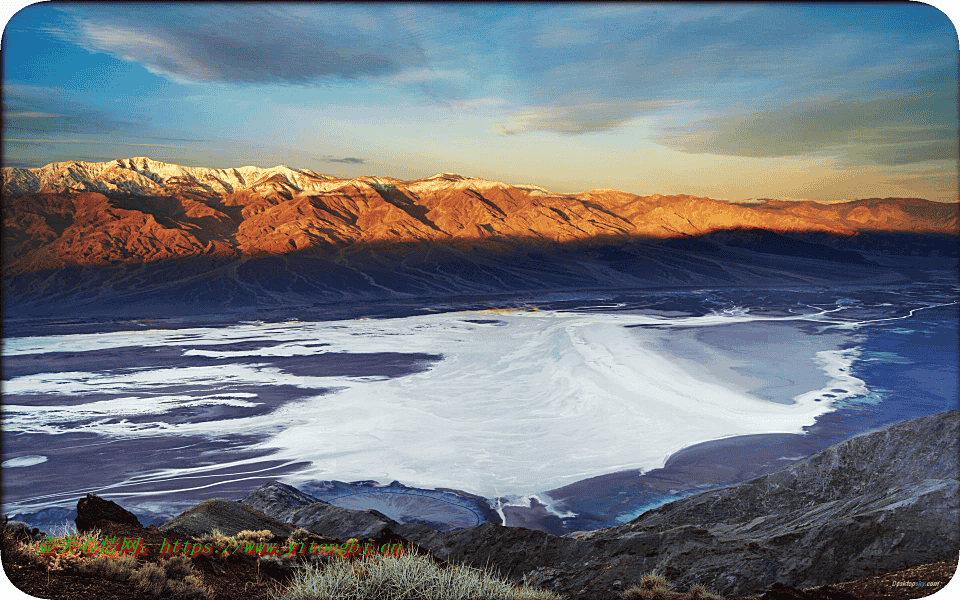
[3,307,857,501]
[3,285,955,529]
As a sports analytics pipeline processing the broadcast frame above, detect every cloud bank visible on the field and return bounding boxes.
[51,5,427,84]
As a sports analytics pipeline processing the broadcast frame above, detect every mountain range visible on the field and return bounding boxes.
[2,157,958,316]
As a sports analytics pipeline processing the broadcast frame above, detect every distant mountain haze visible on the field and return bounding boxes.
[3,157,957,274]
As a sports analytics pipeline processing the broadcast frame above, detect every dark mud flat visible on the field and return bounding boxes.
[3,429,311,530]
[529,303,960,532]
[2,344,440,381]
[539,431,821,531]
[2,332,444,532]
[534,394,958,533]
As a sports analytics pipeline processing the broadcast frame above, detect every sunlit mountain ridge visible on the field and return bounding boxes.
[3,157,957,277]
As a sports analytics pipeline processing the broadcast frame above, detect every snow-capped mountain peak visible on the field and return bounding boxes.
[1,157,338,197]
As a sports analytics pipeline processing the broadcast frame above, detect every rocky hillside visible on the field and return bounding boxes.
[237,411,958,598]
[3,157,958,276]
[4,158,957,317]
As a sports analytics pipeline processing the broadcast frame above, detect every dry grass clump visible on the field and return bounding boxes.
[168,574,216,599]
[163,553,196,579]
[2,530,47,569]
[132,561,168,595]
[620,571,721,600]
[686,584,721,599]
[194,528,247,559]
[1,520,213,599]
[130,555,214,598]
[199,528,232,546]
[236,529,275,543]
[275,549,562,600]
[288,527,312,541]
[197,528,235,553]
[5,527,106,572]
[76,553,139,581]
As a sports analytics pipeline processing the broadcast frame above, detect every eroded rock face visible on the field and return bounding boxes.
[75,493,142,532]
[4,160,956,318]
[3,158,957,275]
[240,483,399,540]
[158,498,292,538]
[395,411,960,599]
[758,582,859,600]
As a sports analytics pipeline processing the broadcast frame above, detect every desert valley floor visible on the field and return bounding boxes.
[2,278,958,534]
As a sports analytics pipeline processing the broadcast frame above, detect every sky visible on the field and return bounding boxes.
[1,2,958,202]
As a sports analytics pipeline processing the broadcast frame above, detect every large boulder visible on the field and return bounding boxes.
[75,493,141,532]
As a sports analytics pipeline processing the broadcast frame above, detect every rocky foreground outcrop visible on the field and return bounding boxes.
[159,499,295,539]
[74,493,142,533]
[235,411,958,598]
[240,483,400,540]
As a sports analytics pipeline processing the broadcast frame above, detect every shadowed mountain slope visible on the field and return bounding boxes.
[392,410,959,598]
[158,412,957,599]
[3,159,957,317]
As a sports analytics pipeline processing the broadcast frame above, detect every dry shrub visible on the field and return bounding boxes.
[77,553,139,581]
[2,527,45,568]
[77,548,213,599]
[72,529,105,554]
[103,555,140,581]
[622,588,677,600]
[132,561,169,596]
[288,527,312,541]
[621,573,723,600]
[156,546,213,598]
[167,573,215,599]
[687,583,721,599]
[639,572,671,591]
[196,528,240,560]
[162,554,195,579]
[275,549,562,600]
[199,528,229,543]
[199,528,232,549]
[6,527,107,571]
[235,529,274,543]
[38,547,83,573]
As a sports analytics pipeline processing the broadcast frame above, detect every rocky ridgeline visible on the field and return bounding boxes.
[4,159,958,317]
[133,410,958,598]
[3,157,957,275]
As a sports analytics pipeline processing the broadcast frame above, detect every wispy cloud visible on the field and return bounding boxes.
[495,100,678,136]
[496,5,957,168]
[655,83,958,165]
[4,112,66,118]
[50,5,427,84]
[3,138,185,149]
[323,156,364,164]
[3,84,145,135]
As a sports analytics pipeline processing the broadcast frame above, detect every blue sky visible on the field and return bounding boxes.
[2,2,958,201]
